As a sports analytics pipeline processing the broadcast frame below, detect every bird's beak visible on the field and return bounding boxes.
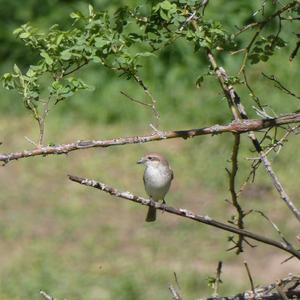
[137,157,145,164]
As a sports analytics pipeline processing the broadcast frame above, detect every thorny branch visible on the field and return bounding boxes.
[213,261,223,297]
[68,175,300,259]
[206,50,300,223]
[206,274,300,300]
[262,73,300,100]
[244,261,255,296]
[226,134,246,254]
[1,113,300,164]
[132,73,160,126]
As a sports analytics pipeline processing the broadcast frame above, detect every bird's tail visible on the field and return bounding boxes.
[145,206,156,222]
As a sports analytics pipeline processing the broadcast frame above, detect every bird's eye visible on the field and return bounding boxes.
[148,156,153,160]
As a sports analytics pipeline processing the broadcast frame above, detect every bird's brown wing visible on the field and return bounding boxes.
[170,168,174,180]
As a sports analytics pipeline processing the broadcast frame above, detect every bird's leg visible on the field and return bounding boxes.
[161,199,167,214]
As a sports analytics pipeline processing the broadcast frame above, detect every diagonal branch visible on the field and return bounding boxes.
[68,175,300,259]
[1,113,300,164]
[206,50,300,223]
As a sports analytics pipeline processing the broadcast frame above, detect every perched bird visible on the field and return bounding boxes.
[137,153,173,222]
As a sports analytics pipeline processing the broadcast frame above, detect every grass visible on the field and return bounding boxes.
[1,110,300,299]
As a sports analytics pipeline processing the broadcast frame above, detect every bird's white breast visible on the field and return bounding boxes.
[143,165,172,201]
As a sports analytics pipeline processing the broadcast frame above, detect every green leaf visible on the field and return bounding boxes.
[70,11,83,20]
[40,50,54,65]
[160,0,173,10]
[26,68,36,78]
[60,50,72,60]
[196,75,204,88]
[88,4,94,17]
[95,37,110,48]
[13,64,22,75]
[19,32,30,39]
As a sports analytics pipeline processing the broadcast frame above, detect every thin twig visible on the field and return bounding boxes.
[173,272,181,290]
[262,73,300,100]
[37,95,52,147]
[248,209,291,246]
[120,91,153,108]
[244,261,255,296]
[213,261,222,297]
[290,40,300,61]
[132,73,160,126]
[242,69,264,110]
[67,175,300,259]
[24,136,38,147]
[2,113,300,164]
[169,285,183,300]
[63,60,88,76]
[40,290,56,300]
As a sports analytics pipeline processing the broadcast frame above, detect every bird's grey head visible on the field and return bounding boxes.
[137,153,169,167]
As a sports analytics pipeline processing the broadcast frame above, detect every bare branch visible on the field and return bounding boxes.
[290,39,300,61]
[2,113,300,164]
[67,175,300,259]
[120,91,153,108]
[169,285,183,300]
[213,261,223,297]
[37,95,51,147]
[132,73,160,126]
[248,209,291,246]
[40,290,56,300]
[206,50,300,223]
[262,73,300,100]
[228,134,245,254]
[244,261,255,295]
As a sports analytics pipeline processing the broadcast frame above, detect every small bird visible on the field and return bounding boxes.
[137,153,173,222]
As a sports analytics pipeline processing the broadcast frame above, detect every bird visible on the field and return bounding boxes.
[137,152,173,222]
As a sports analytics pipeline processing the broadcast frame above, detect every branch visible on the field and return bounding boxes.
[227,134,245,254]
[206,274,300,300]
[1,113,300,164]
[262,73,300,100]
[206,50,300,223]
[67,175,300,259]
[169,285,182,300]
[40,290,57,300]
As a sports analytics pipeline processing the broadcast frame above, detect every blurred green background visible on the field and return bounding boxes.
[0,1,300,299]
